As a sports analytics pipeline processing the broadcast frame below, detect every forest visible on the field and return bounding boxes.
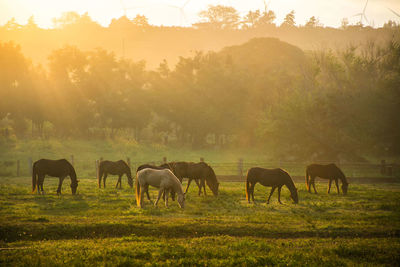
[1,6,400,161]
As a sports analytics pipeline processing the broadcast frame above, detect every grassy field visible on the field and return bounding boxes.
[0,175,399,266]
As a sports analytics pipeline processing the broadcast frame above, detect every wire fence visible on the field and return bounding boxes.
[0,157,398,179]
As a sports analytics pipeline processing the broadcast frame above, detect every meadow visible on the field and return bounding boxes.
[0,175,399,266]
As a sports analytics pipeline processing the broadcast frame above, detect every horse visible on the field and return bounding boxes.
[246,167,298,204]
[136,163,174,201]
[164,161,219,196]
[32,159,79,195]
[98,160,133,189]
[306,163,349,194]
[186,162,219,196]
[136,168,185,208]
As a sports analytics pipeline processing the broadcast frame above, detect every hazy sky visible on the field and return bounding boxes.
[1,0,399,28]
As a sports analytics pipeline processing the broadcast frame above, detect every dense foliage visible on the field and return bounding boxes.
[0,37,399,160]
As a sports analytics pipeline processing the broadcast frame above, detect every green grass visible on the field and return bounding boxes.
[0,176,399,266]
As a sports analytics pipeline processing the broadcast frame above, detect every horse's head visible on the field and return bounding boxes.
[177,193,185,209]
[70,180,79,195]
[341,182,349,194]
[291,188,299,204]
[127,175,133,188]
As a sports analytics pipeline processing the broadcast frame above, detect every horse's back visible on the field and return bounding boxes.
[247,167,289,185]
[34,158,71,176]
[307,163,342,178]
[137,168,178,187]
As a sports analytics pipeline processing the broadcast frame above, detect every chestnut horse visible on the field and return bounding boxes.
[246,167,298,204]
[32,159,79,195]
[164,161,219,196]
[98,160,133,189]
[306,163,348,194]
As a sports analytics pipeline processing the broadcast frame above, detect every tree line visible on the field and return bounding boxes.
[0,37,399,160]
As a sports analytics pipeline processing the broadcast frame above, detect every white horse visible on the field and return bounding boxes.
[136,168,185,208]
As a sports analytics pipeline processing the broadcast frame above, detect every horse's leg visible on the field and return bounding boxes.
[116,175,122,189]
[311,176,318,194]
[327,179,332,194]
[198,179,203,196]
[278,186,282,204]
[154,188,163,206]
[103,173,107,188]
[164,188,170,208]
[334,178,340,194]
[140,186,146,208]
[57,176,65,195]
[144,184,151,201]
[185,179,193,194]
[267,186,276,204]
[202,178,207,196]
[251,183,256,202]
[98,170,103,188]
[38,175,45,195]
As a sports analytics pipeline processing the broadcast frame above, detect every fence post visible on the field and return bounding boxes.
[70,155,74,167]
[163,157,167,164]
[28,157,33,176]
[16,160,20,177]
[238,158,243,179]
[380,160,386,175]
[200,157,204,162]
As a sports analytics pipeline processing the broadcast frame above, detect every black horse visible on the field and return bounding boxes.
[32,159,79,195]
[246,167,298,204]
[98,160,133,188]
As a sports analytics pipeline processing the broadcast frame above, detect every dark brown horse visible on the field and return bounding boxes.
[98,160,133,189]
[306,163,349,194]
[164,161,219,196]
[246,167,298,204]
[32,159,79,195]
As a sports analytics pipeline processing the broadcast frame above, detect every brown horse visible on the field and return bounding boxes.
[98,160,133,189]
[164,161,219,196]
[306,163,349,194]
[246,167,298,204]
[32,159,79,195]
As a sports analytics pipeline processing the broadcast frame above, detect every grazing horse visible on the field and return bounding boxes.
[186,162,219,196]
[98,160,133,189]
[32,159,79,195]
[306,163,349,194]
[136,168,185,208]
[136,164,173,201]
[246,167,298,204]
[164,161,219,196]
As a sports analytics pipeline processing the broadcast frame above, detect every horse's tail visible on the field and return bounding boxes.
[135,173,141,207]
[32,162,37,193]
[305,167,310,191]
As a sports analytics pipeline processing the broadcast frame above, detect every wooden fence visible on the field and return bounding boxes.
[0,156,399,179]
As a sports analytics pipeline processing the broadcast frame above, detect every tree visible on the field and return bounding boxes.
[305,16,318,28]
[281,10,295,27]
[198,5,240,30]
[132,15,150,27]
